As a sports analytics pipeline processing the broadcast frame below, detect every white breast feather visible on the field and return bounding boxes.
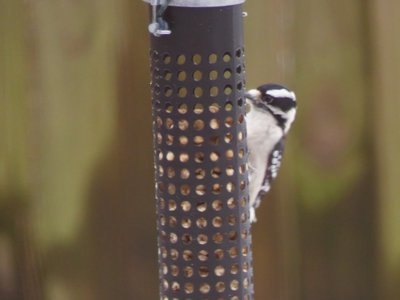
[246,103,283,215]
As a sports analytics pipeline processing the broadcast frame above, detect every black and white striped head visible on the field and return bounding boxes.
[245,83,297,134]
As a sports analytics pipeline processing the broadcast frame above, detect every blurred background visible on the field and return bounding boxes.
[1,0,399,299]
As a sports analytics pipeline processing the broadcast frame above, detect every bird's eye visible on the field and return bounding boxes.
[265,96,274,104]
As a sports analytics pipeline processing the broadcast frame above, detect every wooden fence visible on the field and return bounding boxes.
[1,0,399,299]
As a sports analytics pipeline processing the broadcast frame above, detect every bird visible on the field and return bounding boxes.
[245,83,297,223]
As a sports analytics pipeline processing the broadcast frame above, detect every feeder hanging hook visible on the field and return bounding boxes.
[148,0,172,37]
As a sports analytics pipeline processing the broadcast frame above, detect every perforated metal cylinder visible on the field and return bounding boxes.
[148,3,253,299]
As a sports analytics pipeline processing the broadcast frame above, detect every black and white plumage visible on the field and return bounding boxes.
[245,83,297,223]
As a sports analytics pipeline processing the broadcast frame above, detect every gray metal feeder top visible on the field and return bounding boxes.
[143,0,245,7]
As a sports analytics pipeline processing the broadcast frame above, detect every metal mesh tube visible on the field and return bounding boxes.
[148,4,253,299]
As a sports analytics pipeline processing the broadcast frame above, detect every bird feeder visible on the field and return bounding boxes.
[145,1,253,299]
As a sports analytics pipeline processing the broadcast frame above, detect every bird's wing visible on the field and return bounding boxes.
[254,137,285,208]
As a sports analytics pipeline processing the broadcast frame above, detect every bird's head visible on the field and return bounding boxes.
[245,83,297,134]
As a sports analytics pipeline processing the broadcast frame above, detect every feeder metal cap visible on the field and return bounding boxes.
[143,0,245,7]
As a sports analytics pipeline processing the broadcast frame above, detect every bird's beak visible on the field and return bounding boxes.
[244,89,261,102]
